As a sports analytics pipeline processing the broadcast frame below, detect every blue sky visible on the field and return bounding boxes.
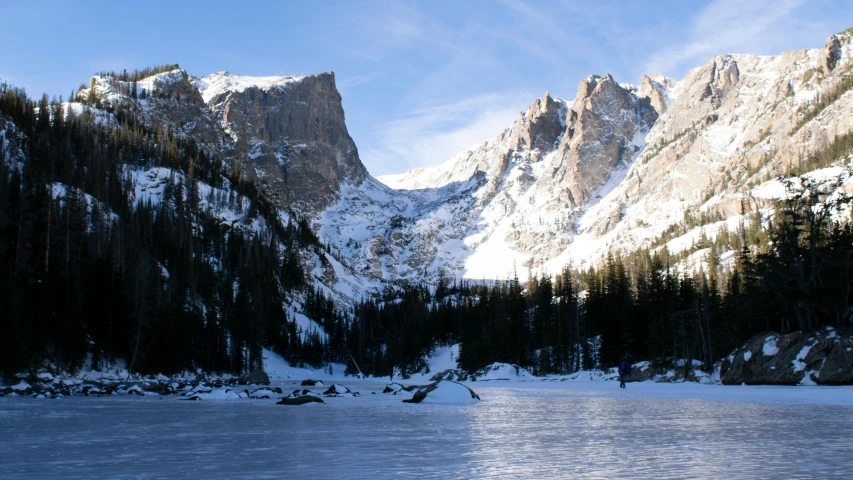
[2,0,852,176]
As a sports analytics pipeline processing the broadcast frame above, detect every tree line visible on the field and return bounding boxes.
[0,83,329,379]
[346,169,853,378]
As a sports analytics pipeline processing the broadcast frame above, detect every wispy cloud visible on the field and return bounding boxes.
[643,0,808,75]
[349,1,598,176]
[363,92,534,176]
[338,71,384,93]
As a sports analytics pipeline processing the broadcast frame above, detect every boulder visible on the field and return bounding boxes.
[403,381,480,404]
[238,370,270,385]
[323,384,359,397]
[429,369,467,382]
[747,332,805,385]
[817,336,853,385]
[300,379,323,386]
[720,328,853,386]
[277,395,324,405]
[382,382,405,394]
[126,385,145,396]
[623,361,666,382]
[249,388,279,399]
[721,334,770,385]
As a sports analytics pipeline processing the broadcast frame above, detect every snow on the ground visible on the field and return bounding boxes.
[262,348,349,381]
[123,165,267,233]
[405,344,460,381]
[474,363,535,380]
[50,182,120,227]
[751,166,852,200]
[189,388,242,400]
[662,214,748,256]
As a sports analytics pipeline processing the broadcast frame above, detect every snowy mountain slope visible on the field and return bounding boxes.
[71,67,381,307]
[362,29,853,278]
[551,31,853,269]
[334,75,667,281]
[78,68,366,216]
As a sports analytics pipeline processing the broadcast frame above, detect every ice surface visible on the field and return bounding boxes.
[1,381,852,478]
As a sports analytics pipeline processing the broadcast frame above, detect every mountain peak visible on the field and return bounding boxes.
[195,71,308,103]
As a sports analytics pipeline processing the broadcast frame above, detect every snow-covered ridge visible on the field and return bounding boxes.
[81,69,185,104]
[195,71,307,103]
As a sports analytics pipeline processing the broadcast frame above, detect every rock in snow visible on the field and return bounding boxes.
[382,382,405,394]
[403,381,480,405]
[471,363,535,381]
[721,328,853,385]
[277,395,324,405]
[323,384,359,397]
[187,388,242,401]
[238,370,271,385]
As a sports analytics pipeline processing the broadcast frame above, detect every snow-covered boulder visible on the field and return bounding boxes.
[125,385,145,396]
[471,363,534,381]
[187,388,241,400]
[382,382,405,394]
[622,361,665,382]
[249,387,282,399]
[10,381,32,395]
[301,379,324,386]
[403,381,480,405]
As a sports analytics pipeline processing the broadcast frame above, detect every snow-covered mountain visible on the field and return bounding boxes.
[365,29,853,278]
[71,27,853,297]
[324,73,664,281]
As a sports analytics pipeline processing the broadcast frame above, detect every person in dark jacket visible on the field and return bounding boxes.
[618,361,629,388]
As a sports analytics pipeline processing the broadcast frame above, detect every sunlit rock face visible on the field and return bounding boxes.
[197,71,367,214]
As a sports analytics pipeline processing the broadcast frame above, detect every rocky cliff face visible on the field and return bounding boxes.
[79,69,366,216]
[196,72,367,213]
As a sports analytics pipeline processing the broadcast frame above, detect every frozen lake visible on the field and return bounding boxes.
[2,380,852,478]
